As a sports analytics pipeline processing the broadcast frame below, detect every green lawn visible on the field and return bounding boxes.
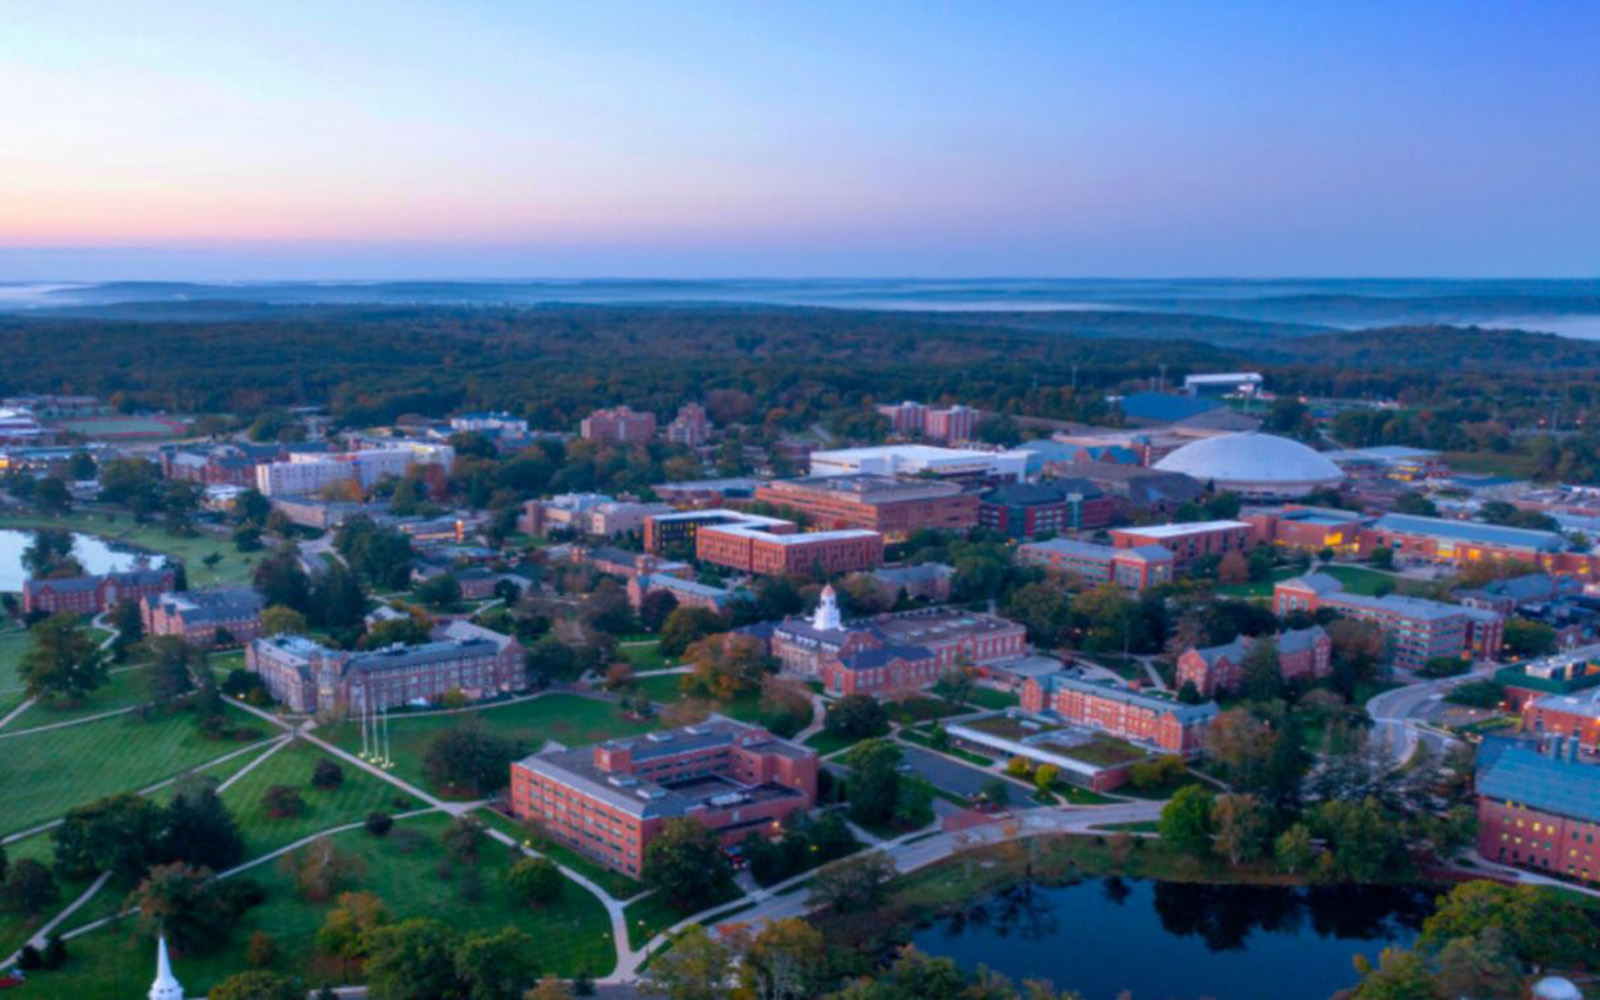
[802,729,866,757]
[476,807,645,900]
[0,705,271,837]
[1321,564,1405,596]
[964,687,1020,710]
[1214,567,1298,599]
[0,830,102,960]
[625,883,740,950]
[620,641,670,672]
[632,674,813,734]
[8,665,156,729]
[886,696,966,726]
[220,740,427,861]
[1440,450,1541,480]
[0,511,257,588]
[0,629,30,716]
[31,813,617,998]
[320,694,656,796]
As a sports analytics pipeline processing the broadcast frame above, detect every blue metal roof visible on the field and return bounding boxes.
[1477,738,1600,824]
[1370,513,1563,552]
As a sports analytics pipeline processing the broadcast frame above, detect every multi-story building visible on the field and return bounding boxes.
[160,442,286,487]
[665,403,712,447]
[518,494,672,538]
[1070,464,1205,517]
[1241,505,1367,556]
[1522,686,1600,752]
[267,497,375,530]
[1476,736,1600,884]
[754,475,978,539]
[978,480,1116,537]
[1020,674,1218,756]
[644,509,883,576]
[807,445,1028,484]
[450,411,529,435]
[580,406,656,444]
[1109,520,1253,571]
[1017,538,1173,593]
[1273,573,1504,669]
[875,401,980,444]
[567,545,692,583]
[1494,645,1600,712]
[509,717,818,876]
[1175,625,1331,698]
[695,519,883,577]
[653,477,766,508]
[142,588,265,648]
[254,443,454,497]
[751,586,1028,697]
[246,629,524,715]
[1357,513,1567,571]
[23,568,176,616]
[626,573,748,613]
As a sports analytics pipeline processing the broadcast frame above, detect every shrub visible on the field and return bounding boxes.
[365,811,395,837]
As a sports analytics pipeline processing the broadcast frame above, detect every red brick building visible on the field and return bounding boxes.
[509,717,818,877]
[1020,674,1217,756]
[1476,737,1600,884]
[755,587,1028,696]
[1273,573,1504,670]
[23,568,176,616]
[1240,505,1367,555]
[1017,538,1174,592]
[1522,688,1600,752]
[754,475,977,539]
[1175,625,1331,698]
[580,406,657,444]
[694,520,882,577]
[1109,520,1252,571]
[142,588,265,648]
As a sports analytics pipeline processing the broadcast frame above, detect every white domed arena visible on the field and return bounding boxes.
[1153,432,1344,499]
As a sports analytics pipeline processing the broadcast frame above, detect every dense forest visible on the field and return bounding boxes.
[2,307,1598,472]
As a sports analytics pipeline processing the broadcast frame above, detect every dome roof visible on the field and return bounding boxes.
[1532,978,1582,1000]
[1153,432,1343,495]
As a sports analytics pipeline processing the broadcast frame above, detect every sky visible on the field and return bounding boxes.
[1,0,1598,280]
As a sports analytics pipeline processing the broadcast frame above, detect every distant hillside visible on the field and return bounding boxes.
[1265,324,1600,371]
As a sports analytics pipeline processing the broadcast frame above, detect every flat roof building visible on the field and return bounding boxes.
[1476,736,1600,884]
[807,444,1028,484]
[1017,537,1174,593]
[509,717,818,877]
[755,474,977,538]
[1110,520,1252,571]
[1273,573,1504,669]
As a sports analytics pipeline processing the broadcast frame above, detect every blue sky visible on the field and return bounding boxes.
[1,1,1596,279]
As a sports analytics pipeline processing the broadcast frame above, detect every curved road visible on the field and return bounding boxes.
[1365,662,1498,764]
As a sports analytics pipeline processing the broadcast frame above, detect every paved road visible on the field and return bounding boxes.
[1366,662,1498,763]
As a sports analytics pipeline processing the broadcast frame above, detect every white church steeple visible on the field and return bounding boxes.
[812,584,843,632]
[149,934,184,1000]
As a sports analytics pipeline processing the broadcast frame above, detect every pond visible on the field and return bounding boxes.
[0,528,162,592]
[911,877,1434,1000]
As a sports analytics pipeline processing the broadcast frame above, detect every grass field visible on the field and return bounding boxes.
[8,665,155,729]
[476,807,644,900]
[0,512,257,588]
[51,417,187,438]
[620,640,670,672]
[631,672,814,734]
[625,883,740,950]
[1440,450,1541,480]
[320,694,655,796]
[220,740,427,860]
[0,830,104,960]
[802,729,866,757]
[0,629,30,715]
[965,687,1020,710]
[0,705,270,837]
[29,812,617,998]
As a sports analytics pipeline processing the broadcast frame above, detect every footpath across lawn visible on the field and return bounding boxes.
[221,740,427,860]
[28,812,618,999]
[0,704,273,838]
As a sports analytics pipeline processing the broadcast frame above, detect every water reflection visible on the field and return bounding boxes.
[914,878,1432,1000]
[0,529,161,591]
